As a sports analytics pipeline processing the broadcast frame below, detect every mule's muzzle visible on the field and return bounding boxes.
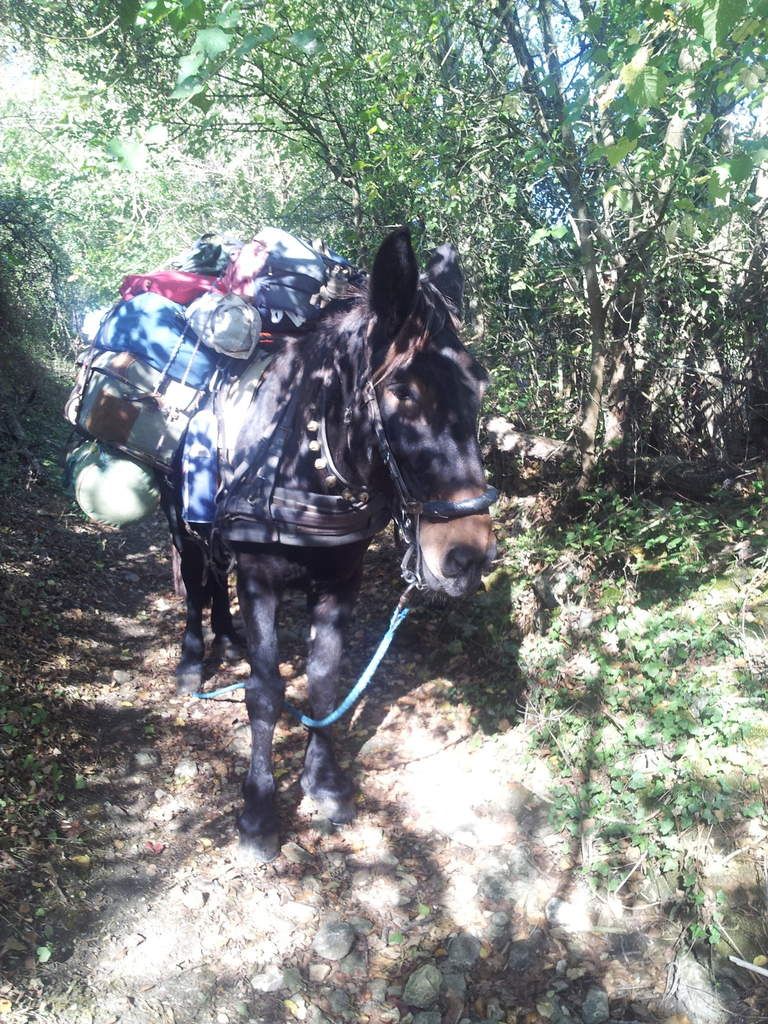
[418,485,497,595]
[444,538,496,579]
[440,533,496,593]
[420,520,496,598]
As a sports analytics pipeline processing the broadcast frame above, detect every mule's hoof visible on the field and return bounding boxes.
[237,825,280,864]
[215,635,246,664]
[308,788,357,826]
[175,665,203,695]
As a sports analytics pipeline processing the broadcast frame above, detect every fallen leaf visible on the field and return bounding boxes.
[284,998,304,1020]
[144,841,166,855]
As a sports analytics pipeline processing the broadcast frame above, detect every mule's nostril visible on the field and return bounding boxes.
[442,543,485,578]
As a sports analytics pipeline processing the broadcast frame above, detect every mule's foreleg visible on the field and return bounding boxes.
[236,562,284,862]
[301,580,360,824]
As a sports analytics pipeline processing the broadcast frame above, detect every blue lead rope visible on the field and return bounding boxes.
[191,596,412,730]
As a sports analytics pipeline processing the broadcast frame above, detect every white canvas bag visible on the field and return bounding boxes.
[185,291,261,360]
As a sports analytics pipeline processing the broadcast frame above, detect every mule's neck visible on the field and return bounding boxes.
[273,309,391,507]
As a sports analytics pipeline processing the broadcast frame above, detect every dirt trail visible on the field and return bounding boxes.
[0,479,763,1024]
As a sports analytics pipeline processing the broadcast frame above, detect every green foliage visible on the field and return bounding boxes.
[0,55,349,315]
[486,489,768,942]
[425,484,768,946]
[0,187,72,349]
[4,0,768,464]
[567,487,767,577]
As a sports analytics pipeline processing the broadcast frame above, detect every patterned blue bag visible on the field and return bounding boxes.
[96,292,221,391]
[181,407,219,524]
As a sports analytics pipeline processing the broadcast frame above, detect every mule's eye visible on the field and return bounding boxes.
[389,384,421,418]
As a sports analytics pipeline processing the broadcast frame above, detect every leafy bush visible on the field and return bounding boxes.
[0,188,72,350]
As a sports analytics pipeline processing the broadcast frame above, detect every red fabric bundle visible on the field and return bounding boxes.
[119,270,224,306]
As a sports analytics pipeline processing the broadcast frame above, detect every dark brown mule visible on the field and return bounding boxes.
[165,229,495,861]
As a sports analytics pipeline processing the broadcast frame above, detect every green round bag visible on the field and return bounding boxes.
[68,441,160,528]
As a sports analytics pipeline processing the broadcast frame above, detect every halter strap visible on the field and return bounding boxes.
[361,380,497,588]
[362,381,497,517]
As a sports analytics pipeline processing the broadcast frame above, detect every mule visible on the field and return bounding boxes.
[164,229,496,861]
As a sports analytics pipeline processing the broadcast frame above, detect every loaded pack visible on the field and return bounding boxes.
[64,228,356,527]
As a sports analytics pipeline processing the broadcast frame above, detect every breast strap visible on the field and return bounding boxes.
[216,381,391,547]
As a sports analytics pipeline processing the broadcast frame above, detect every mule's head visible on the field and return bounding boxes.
[367,229,496,598]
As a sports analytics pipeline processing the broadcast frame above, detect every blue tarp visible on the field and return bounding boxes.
[95,293,221,391]
[181,407,219,524]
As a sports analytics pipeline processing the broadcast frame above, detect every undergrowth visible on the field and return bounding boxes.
[447,485,768,957]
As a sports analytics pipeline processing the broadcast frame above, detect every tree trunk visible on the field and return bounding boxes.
[603,278,645,462]
[500,4,607,492]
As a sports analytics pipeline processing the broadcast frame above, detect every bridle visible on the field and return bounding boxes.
[311,296,496,587]
[360,380,497,588]
[319,379,496,588]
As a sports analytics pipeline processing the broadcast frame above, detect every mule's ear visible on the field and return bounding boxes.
[369,228,419,333]
[425,243,464,312]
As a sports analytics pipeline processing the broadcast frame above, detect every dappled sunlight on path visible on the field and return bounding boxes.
[2,482,767,1024]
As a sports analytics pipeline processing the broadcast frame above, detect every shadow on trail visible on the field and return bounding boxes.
[0,489,542,1023]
